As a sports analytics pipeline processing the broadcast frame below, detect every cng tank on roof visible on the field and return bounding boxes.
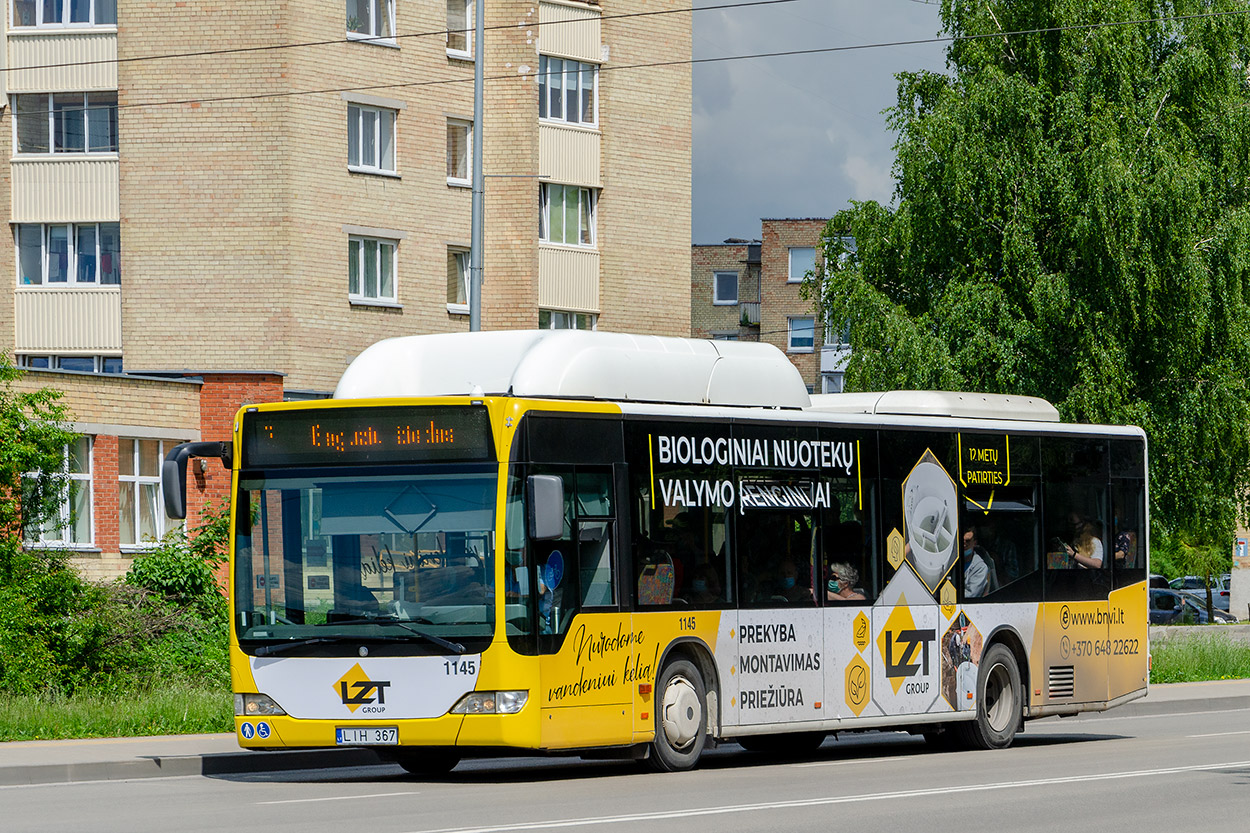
[333,330,812,409]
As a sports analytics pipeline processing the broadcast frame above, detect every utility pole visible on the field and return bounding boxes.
[468,0,485,331]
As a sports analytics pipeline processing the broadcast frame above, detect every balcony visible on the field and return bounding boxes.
[538,246,599,312]
[15,286,122,352]
[739,302,760,326]
[7,29,117,91]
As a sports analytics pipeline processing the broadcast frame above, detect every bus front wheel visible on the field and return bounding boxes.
[648,659,707,772]
[956,643,1022,750]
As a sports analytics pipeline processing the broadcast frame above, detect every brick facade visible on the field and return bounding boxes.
[690,241,760,341]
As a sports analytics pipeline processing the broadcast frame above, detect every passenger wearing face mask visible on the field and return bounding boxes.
[962,525,996,598]
[775,559,814,605]
[687,564,724,605]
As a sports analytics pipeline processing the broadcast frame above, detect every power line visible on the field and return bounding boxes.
[0,0,797,75]
[8,6,1250,116]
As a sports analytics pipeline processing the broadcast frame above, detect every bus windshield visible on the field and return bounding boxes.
[234,464,498,654]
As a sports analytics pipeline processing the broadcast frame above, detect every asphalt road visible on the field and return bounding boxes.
[4,706,1248,833]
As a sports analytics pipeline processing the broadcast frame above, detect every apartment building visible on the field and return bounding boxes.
[5,0,692,577]
[692,218,849,394]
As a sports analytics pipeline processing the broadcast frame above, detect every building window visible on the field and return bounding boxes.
[348,236,397,303]
[821,372,845,394]
[711,332,740,341]
[346,0,393,41]
[24,437,92,547]
[539,309,597,330]
[788,246,816,283]
[119,438,169,548]
[823,318,851,348]
[14,92,118,154]
[16,222,121,286]
[347,105,396,174]
[713,270,738,305]
[788,316,815,352]
[12,0,115,27]
[446,0,471,56]
[539,184,596,247]
[19,354,122,373]
[447,248,469,312]
[538,56,598,126]
[447,119,471,185]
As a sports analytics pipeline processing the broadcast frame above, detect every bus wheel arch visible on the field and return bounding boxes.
[956,641,1023,750]
[649,640,719,772]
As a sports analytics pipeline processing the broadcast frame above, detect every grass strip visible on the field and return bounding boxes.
[0,683,232,742]
[1150,630,1250,684]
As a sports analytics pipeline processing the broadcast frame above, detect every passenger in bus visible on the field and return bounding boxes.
[1066,515,1104,569]
[1112,512,1137,569]
[776,560,814,604]
[962,525,996,598]
[977,518,1019,584]
[687,563,724,606]
[826,562,865,601]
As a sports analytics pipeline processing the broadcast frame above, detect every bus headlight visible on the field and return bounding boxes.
[450,691,529,714]
[235,693,287,717]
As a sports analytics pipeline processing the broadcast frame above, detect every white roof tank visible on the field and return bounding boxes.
[807,390,1061,422]
[334,330,812,408]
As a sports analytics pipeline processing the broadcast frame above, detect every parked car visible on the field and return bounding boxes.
[1170,575,1231,612]
[1149,588,1236,624]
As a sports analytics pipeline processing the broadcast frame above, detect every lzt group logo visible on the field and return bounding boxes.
[876,601,936,695]
[334,663,392,714]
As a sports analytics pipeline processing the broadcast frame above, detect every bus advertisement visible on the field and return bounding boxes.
[163,331,1148,773]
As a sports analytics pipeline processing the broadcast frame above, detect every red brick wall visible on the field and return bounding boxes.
[92,435,120,556]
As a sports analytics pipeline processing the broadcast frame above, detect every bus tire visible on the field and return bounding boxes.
[392,749,461,778]
[648,659,707,772]
[956,643,1022,750]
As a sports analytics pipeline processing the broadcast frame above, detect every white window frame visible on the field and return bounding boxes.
[538,55,599,127]
[346,0,395,44]
[446,0,472,58]
[13,92,118,155]
[19,354,122,373]
[446,118,471,186]
[118,437,169,550]
[11,0,116,28]
[24,437,93,548]
[712,270,738,305]
[539,309,597,330]
[821,372,845,394]
[347,104,397,175]
[447,247,470,314]
[539,183,597,248]
[15,222,121,286]
[788,247,817,284]
[348,235,398,304]
[787,316,816,353]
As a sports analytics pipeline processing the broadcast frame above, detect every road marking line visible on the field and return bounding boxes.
[257,791,420,805]
[405,760,1250,833]
[1186,730,1250,739]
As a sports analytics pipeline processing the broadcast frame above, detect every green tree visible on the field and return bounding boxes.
[0,354,77,580]
[817,0,1250,561]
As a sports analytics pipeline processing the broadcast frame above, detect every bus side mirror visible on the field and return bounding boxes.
[527,474,564,540]
[161,441,233,520]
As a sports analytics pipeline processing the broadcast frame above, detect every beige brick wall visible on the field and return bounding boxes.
[12,369,201,431]
[760,218,828,390]
[690,243,760,340]
[596,1,691,336]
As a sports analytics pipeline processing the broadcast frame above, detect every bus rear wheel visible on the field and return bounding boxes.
[956,643,1021,750]
[648,659,707,772]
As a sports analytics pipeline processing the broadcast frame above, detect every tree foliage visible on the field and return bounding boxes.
[0,355,77,580]
[817,0,1250,552]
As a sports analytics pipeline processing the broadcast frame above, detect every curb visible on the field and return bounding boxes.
[0,746,385,788]
[1084,694,1250,719]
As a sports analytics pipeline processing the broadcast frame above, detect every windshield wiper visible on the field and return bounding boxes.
[251,634,412,657]
[313,616,467,655]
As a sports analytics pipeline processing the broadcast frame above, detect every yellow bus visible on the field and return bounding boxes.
[163,331,1149,774]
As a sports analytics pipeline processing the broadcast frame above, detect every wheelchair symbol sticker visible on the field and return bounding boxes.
[257,722,271,739]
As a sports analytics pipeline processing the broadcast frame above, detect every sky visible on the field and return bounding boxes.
[691,0,949,243]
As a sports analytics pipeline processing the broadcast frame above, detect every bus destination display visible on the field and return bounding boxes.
[242,406,493,467]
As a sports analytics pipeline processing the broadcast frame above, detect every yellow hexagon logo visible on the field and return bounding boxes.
[852,611,870,653]
[887,528,905,569]
[845,655,870,716]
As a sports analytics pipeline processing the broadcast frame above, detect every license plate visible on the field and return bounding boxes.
[336,726,398,745]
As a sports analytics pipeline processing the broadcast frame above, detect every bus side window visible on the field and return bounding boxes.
[1042,437,1111,602]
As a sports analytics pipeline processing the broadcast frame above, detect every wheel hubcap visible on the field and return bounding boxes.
[984,661,1014,733]
[661,675,701,750]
